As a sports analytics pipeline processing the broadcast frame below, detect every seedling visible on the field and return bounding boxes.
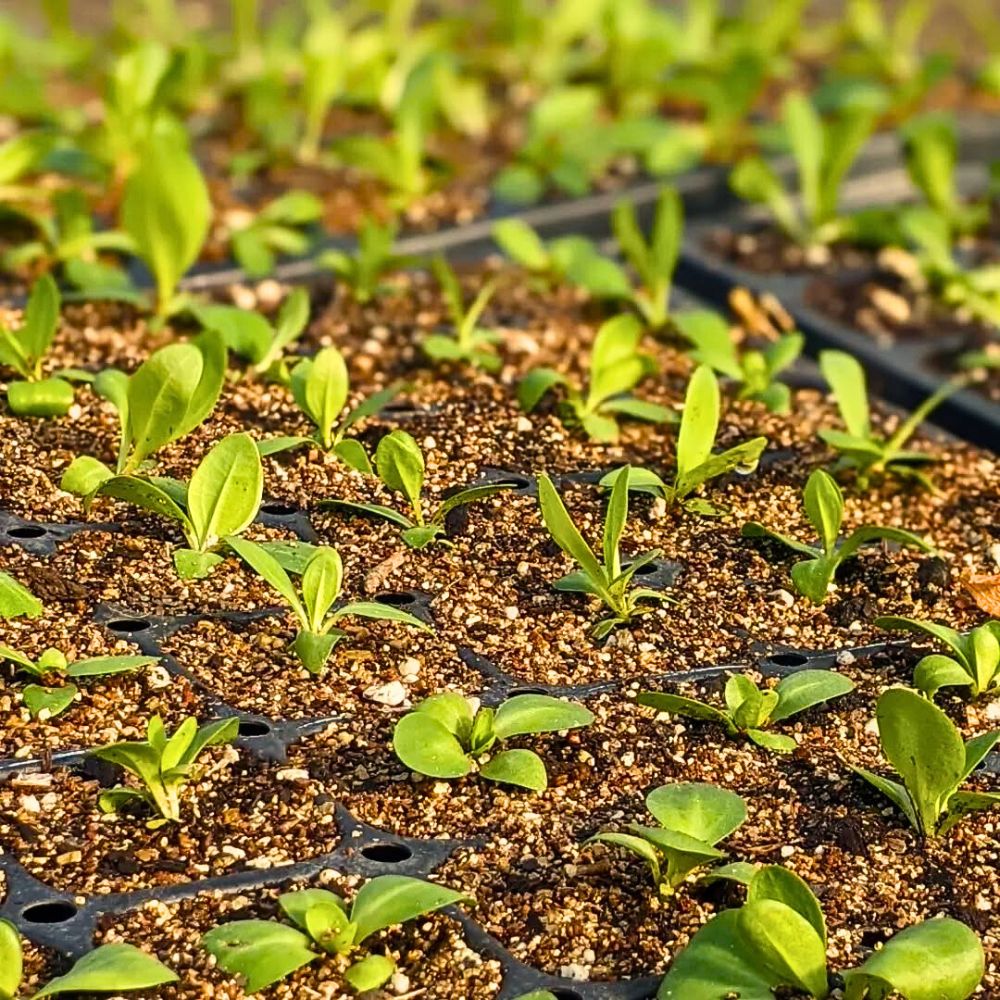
[257,345,399,471]
[92,714,239,828]
[120,137,210,319]
[875,615,1000,699]
[322,430,513,549]
[537,467,668,640]
[518,314,672,443]
[60,328,226,495]
[741,469,933,604]
[850,687,1000,838]
[639,670,854,752]
[589,782,748,893]
[227,191,323,277]
[191,286,310,384]
[82,432,263,579]
[0,573,41,619]
[0,646,158,720]
[0,921,177,999]
[599,365,767,514]
[226,537,431,674]
[421,256,501,371]
[819,349,958,490]
[298,5,345,162]
[202,876,471,994]
[393,691,593,791]
[659,863,984,999]
[0,275,88,417]
[730,92,877,248]
[318,217,414,303]
[674,309,804,414]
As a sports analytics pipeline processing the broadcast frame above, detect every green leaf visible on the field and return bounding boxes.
[292,347,348,448]
[20,273,60,371]
[375,430,424,516]
[190,304,271,363]
[6,378,75,417]
[820,350,871,440]
[791,556,836,605]
[226,536,307,628]
[645,782,747,845]
[95,475,189,528]
[291,630,339,674]
[587,314,649,408]
[674,310,742,379]
[675,437,768,502]
[173,549,224,579]
[120,138,210,314]
[749,865,826,944]
[493,694,594,740]
[771,670,855,722]
[67,655,157,678]
[300,547,342,633]
[0,919,20,1000]
[842,918,984,1000]
[435,483,514,523]
[747,729,798,752]
[393,712,471,778]
[22,683,77,719]
[187,433,262,550]
[492,219,549,271]
[783,92,824,229]
[603,463,630,579]
[201,921,316,994]
[332,601,431,634]
[851,766,920,832]
[345,953,396,992]
[913,655,973,699]
[518,368,566,412]
[32,943,178,997]
[737,899,829,998]
[637,692,734,731]
[836,525,932,565]
[480,748,548,790]
[676,366,720,480]
[874,616,969,665]
[333,438,371,473]
[278,888,347,932]
[348,875,471,945]
[803,469,844,555]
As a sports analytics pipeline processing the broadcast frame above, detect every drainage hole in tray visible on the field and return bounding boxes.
[766,652,810,667]
[6,525,47,539]
[361,842,413,863]
[104,618,153,635]
[508,687,549,697]
[237,719,273,738]
[548,989,584,1000]
[375,592,418,608]
[21,900,78,924]
[259,502,298,517]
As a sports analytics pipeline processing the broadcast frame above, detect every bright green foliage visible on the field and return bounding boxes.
[422,256,501,371]
[0,645,157,720]
[730,92,877,247]
[876,615,1000,699]
[818,350,957,490]
[590,782,748,892]
[850,687,1000,838]
[900,207,1000,328]
[0,921,177,1000]
[658,863,983,999]
[120,137,211,318]
[901,113,988,236]
[0,573,41,619]
[228,191,322,277]
[226,537,431,674]
[518,314,672,442]
[674,309,804,414]
[257,343,399,470]
[599,365,767,515]
[322,430,513,548]
[60,328,226,493]
[81,432,263,580]
[318,217,413,303]
[202,876,471,994]
[0,275,83,417]
[639,669,855,753]
[92,714,240,828]
[393,691,593,791]
[298,5,346,162]
[537,467,669,640]
[192,287,310,383]
[741,469,933,604]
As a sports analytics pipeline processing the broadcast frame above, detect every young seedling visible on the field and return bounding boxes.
[83,432,262,579]
[0,275,88,417]
[599,365,767,515]
[639,669,855,752]
[537,467,668,640]
[60,328,226,496]
[850,687,1000,838]
[318,217,414,304]
[0,920,178,999]
[421,256,501,372]
[191,287,310,384]
[659,863,984,999]
[876,615,1000,699]
[741,469,933,604]
[256,344,399,471]
[226,537,431,674]
[297,5,345,162]
[91,714,239,828]
[674,309,804,414]
[0,646,158,720]
[589,782,748,893]
[818,349,958,490]
[393,691,593,791]
[518,314,672,443]
[227,190,323,277]
[322,430,513,549]
[0,572,41,619]
[202,876,471,994]
[730,92,877,248]
[120,137,211,319]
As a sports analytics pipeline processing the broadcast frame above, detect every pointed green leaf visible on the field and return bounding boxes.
[201,921,315,994]
[32,943,177,997]
[348,875,471,945]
